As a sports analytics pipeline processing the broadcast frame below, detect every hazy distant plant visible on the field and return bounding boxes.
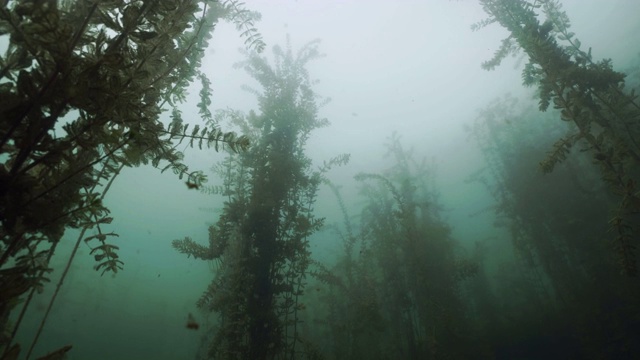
[0,0,263,357]
[476,0,640,276]
[361,136,476,358]
[467,95,640,358]
[312,134,478,359]
[309,181,385,359]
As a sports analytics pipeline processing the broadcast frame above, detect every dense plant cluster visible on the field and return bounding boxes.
[467,96,640,358]
[476,0,640,275]
[0,0,259,357]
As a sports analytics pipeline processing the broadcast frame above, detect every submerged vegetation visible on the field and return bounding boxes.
[172,38,348,359]
[467,95,640,358]
[309,134,480,359]
[476,0,640,276]
[0,0,258,358]
[2,0,640,359]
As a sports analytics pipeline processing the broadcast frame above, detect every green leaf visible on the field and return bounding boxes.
[122,5,140,29]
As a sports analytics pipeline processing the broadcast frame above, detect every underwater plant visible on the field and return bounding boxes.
[173,38,347,359]
[0,0,262,357]
[357,135,478,359]
[477,0,640,276]
[309,181,385,360]
[312,134,479,359]
[468,94,640,358]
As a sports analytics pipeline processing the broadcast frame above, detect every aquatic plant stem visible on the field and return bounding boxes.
[24,162,124,360]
